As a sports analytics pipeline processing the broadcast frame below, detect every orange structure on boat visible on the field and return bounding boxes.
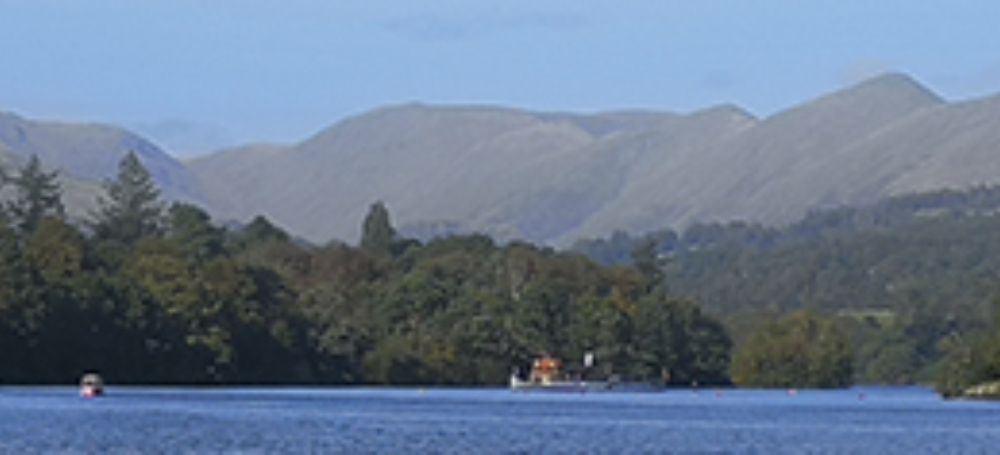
[529,355,561,384]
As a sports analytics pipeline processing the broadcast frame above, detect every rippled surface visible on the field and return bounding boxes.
[2,386,998,453]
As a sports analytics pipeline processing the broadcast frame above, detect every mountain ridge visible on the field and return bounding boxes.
[4,72,1000,246]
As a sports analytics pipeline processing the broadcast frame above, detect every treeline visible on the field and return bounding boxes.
[573,187,1000,390]
[0,153,734,386]
[574,185,1000,265]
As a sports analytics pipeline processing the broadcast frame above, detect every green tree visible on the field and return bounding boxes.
[630,238,664,292]
[243,215,290,244]
[22,217,84,284]
[936,293,1000,397]
[633,294,732,386]
[360,201,396,255]
[567,292,636,378]
[230,215,290,253]
[90,151,165,245]
[167,202,226,263]
[0,223,28,380]
[731,310,853,388]
[0,223,24,310]
[6,155,64,234]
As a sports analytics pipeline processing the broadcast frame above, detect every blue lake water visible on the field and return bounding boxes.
[1,386,998,454]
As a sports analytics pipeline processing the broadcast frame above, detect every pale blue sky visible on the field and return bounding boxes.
[2,1,999,156]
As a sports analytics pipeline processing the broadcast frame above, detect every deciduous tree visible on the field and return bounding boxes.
[731,310,852,388]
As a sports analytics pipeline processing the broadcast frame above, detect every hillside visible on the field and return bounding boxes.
[189,104,674,243]
[0,111,207,219]
[571,184,1000,384]
[187,73,1000,245]
[4,72,1000,246]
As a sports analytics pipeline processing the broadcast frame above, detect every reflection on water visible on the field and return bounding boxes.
[1,386,998,454]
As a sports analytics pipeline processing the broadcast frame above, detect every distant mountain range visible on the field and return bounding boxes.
[2,73,1000,246]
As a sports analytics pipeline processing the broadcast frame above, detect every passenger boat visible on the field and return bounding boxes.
[79,373,104,398]
[509,354,665,393]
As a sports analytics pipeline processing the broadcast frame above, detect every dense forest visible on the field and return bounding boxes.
[0,153,734,387]
[4,153,1000,394]
[573,186,1000,392]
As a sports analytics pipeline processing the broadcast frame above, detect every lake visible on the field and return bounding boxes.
[1,386,998,454]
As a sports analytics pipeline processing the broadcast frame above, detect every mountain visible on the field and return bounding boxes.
[637,73,945,228]
[0,111,206,221]
[189,104,671,242]
[186,142,291,219]
[564,104,758,240]
[192,73,993,245]
[187,104,760,244]
[6,72,1000,246]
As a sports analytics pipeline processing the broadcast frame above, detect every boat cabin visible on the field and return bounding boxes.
[529,355,561,384]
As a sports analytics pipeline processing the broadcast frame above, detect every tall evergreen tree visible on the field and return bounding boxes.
[7,155,64,234]
[360,201,396,255]
[90,151,165,245]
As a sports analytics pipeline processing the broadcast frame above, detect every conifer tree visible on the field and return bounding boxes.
[7,155,64,234]
[360,201,396,255]
[90,151,165,244]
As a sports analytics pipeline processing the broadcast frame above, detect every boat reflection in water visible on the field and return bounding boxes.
[510,354,665,393]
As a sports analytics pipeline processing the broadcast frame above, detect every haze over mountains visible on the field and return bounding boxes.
[2,73,1000,246]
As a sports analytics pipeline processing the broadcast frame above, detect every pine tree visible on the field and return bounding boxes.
[90,151,165,244]
[6,155,64,234]
[360,201,396,255]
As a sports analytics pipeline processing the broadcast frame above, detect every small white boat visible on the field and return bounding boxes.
[79,373,104,398]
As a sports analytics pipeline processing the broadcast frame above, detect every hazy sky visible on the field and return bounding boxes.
[2,1,999,156]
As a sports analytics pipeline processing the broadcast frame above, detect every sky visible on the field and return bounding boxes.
[2,1,1000,157]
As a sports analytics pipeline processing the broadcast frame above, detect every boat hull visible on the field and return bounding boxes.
[80,385,103,398]
[510,376,663,393]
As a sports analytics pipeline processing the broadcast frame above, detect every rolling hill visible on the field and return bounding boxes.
[188,73,1000,245]
[4,72,1000,246]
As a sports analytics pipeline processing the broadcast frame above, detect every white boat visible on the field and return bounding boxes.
[509,355,664,393]
[509,373,616,393]
[79,373,104,398]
